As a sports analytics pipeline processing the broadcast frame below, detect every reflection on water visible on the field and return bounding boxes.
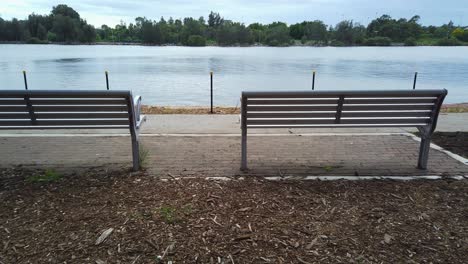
[1,44,467,105]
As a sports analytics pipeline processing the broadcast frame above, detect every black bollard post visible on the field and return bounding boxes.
[312,71,316,90]
[23,70,28,90]
[413,72,418,90]
[105,71,110,90]
[210,71,213,114]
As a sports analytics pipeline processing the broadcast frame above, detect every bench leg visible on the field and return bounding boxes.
[131,133,140,172]
[241,128,247,171]
[417,127,431,170]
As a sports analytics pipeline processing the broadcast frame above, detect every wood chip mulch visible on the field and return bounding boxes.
[431,132,468,159]
[0,168,467,263]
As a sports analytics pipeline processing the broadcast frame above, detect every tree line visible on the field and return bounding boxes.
[1,5,467,46]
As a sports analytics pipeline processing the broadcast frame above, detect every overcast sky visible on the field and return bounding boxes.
[1,0,466,27]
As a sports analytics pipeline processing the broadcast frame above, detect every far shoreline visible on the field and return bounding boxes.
[1,41,467,48]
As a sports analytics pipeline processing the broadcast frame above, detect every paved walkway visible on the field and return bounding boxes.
[0,113,467,135]
[1,134,467,177]
[0,113,466,177]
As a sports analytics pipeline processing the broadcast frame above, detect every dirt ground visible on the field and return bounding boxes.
[431,132,468,159]
[1,168,467,263]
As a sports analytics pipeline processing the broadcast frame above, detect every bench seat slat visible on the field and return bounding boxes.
[247,105,338,111]
[243,90,446,99]
[247,112,336,118]
[0,105,129,112]
[0,99,127,105]
[343,105,434,111]
[246,124,429,128]
[247,99,339,105]
[0,113,130,119]
[0,120,130,126]
[246,118,430,125]
[0,126,129,130]
[343,98,436,104]
[341,111,432,118]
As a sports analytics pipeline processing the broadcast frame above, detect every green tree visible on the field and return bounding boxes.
[264,22,291,46]
[187,35,206,46]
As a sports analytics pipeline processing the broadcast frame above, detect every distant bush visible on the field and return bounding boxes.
[364,37,392,46]
[47,32,57,42]
[404,37,417,46]
[451,28,468,42]
[329,40,345,46]
[436,38,461,46]
[26,37,47,44]
[187,35,206,46]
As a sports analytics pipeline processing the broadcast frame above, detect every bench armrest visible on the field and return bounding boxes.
[133,95,146,129]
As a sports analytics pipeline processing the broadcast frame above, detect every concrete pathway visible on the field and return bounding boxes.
[0,113,466,135]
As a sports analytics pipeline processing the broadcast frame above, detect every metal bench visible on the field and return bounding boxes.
[240,89,447,171]
[0,90,146,171]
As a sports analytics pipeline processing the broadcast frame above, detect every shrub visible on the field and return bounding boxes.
[364,37,392,46]
[26,37,47,44]
[187,35,206,46]
[404,37,417,46]
[436,38,461,46]
[329,40,345,47]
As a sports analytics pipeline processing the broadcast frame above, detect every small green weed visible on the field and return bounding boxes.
[324,166,334,172]
[160,206,177,224]
[159,204,192,224]
[26,169,62,183]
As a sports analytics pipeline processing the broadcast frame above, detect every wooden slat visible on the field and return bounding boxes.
[0,100,27,105]
[0,119,130,126]
[247,112,336,118]
[0,105,128,112]
[343,98,436,104]
[37,113,129,119]
[0,106,29,112]
[0,113,31,119]
[31,99,127,105]
[340,118,430,124]
[246,118,430,126]
[0,113,130,119]
[0,99,127,106]
[342,105,434,111]
[341,111,432,118]
[247,124,427,128]
[247,99,339,105]
[247,105,338,111]
[33,105,129,112]
[0,126,129,130]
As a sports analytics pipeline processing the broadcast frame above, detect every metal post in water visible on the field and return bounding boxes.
[105,71,110,90]
[23,70,28,90]
[210,71,213,114]
[312,71,316,90]
[413,72,418,90]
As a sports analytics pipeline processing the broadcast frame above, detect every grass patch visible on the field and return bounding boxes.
[158,204,193,224]
[26,169,62,183]
[139,144,150,169]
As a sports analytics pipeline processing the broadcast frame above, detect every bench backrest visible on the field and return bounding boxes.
[0,90,137,130]
[241,89,447,132]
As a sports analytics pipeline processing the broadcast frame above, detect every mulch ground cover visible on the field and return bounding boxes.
[0,168,467,263]
[431,132,468,159]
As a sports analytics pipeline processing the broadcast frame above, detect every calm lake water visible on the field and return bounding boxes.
[1,44,467,105]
